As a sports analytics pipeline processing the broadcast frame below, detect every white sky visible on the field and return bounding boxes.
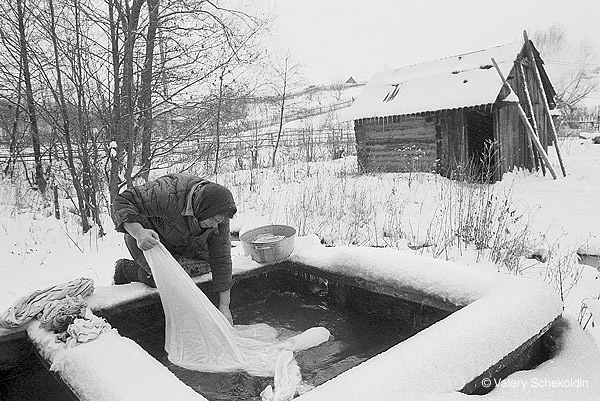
[262,0,600,84]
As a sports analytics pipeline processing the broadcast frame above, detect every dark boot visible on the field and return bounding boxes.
[113,259,142,285]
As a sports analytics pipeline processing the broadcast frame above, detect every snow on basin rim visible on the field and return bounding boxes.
[290,235,563,400]
[27,322,207,401]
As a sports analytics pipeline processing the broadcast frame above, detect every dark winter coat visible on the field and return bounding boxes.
[112,174,235,292]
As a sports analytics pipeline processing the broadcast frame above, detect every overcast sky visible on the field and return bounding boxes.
[260,0,600,86]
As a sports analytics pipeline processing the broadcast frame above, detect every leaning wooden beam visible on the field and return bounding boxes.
[525,122,538,171]
[515,102,557,179]
[517,61,546,176]
[523,30,567,176]
[491,58,557,179]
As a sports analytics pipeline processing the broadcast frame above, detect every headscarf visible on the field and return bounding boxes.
[193,182,237,222]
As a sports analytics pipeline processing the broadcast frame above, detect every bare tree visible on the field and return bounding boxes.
[1,73,23,177]
[46,0,90,231]
[15,0,47,192]
[138,0,160,181]
[0,4,27,179]
[0,0,271,229]
[331,77,347,101]
[271,53,302,167]
[104,0,269,199]
[533,24,600,118]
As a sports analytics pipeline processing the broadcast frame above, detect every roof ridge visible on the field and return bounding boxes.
[391,41,522,72]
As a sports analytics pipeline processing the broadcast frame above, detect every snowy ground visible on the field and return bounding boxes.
[1,136,599,400]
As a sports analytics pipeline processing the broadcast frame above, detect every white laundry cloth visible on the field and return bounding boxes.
[260,350,301,401]
[144,243,329,398]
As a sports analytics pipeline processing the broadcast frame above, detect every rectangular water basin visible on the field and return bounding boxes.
[100,263,455,400]
[4,258,559,401]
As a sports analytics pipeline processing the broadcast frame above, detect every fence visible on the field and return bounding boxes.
[161,127,356,171]
[0,126,357,176]
[244,99,354,131]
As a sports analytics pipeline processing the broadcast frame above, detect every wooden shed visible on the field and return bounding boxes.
[344,35,564,181]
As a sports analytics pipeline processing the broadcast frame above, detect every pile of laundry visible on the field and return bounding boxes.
[0,277,111,348]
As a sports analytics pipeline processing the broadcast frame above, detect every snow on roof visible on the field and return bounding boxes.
[342,41,525,121]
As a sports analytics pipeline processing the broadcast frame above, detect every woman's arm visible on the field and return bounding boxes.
[218,289,233,325]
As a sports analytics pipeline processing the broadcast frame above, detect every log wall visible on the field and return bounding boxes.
[354,111,471,174]
[355,115,439,172]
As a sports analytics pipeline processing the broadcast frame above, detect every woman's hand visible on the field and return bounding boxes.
[135,228,160,251]
[124,222,159,251]
[219,304,234,325]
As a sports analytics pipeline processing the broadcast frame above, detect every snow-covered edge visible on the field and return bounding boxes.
[27,320,207,401]
[290,236,564,400]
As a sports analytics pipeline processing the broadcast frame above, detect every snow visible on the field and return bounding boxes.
[342,42,522,121]
[291,240,564,400]
[290,235,494,306]
[27,322,207,401]
[435,316,600,401]
[1,136,600,400]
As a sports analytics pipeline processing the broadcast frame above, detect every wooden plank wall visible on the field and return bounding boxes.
[438,110,465,175]
[355,115,438,172]
[524,58,552,149]
[495,102,531,173]
[507,53,550,172]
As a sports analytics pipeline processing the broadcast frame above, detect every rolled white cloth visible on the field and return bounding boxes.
[0,277,94,329]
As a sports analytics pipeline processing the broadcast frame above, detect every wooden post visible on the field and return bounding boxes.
[517,61,546,176]
[523,30,567,176]
[491,58,557,179]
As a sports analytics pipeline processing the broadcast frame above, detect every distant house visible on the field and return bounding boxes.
[345,76,357,84]
[344,38,561,181]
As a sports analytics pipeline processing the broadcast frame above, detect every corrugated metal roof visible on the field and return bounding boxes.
[342,41,525,121]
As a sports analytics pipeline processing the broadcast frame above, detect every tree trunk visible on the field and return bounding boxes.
[16,0,46,193]
[73,0,104,235]
[107,0,122,207]
[47,0,91,232]
[121,0,144,187]
[214,70,224,174]
[139,0,159,182]
[3,66,23,177]
[272,58,288,167]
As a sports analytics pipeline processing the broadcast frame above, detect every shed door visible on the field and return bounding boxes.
[466,110,494,180]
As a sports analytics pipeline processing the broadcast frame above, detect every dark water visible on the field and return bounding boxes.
[0,349,75,401]
[156,288,419,401]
